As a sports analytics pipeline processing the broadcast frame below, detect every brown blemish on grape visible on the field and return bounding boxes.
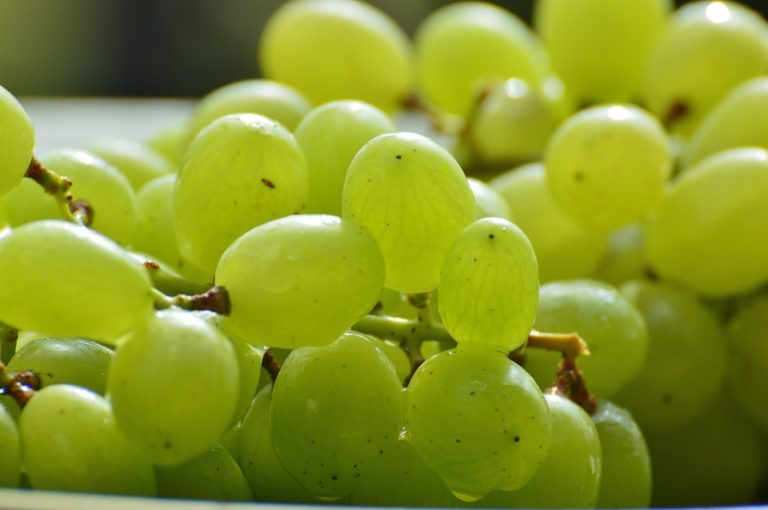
[396,154,402,160]
[143,260,160,270]
[261,178,276,189]
[663,100,690,128]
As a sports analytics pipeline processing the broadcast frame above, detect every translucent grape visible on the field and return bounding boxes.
[4,149,138,245]
[0,404,20,488]
[646,147,768,296]
[0,85,34,197]
[175,113,309,275]
[490,163,608,282]
[20,385,156,495]
[614,279,727,431]
[592,223,648,287]
[147,120,187,168]
[89,136,173,191]
[405,348,551,501]
[216,215,384,349]
[438,218,538,353]
[107,310,239,465]
[259,0,412,112]
[0,220,153,343]
[270,332,404,500]
[467,178,512,220]
[545,104,672,231]
[524,280,648,397]
[343,132,475,293]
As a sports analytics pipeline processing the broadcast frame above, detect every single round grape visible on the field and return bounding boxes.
[216,215,384,349]
[468,178,512,220]
[592,223,648,286]
[175,113,308,275]
[270,332,404,500]
[88,136,173,191]
[295,100,395,215]
[147,120,187,168]
[405,348,551,502]
[545,104,672,231]
[0,404,20,488]
[259,0,412,112]
[365,335,411,385]
[107,310,239,465]
[439,218,538,353]
[343,132,476,293]
[0,85,34,197]
[524,280,648,397]
[646,147,768,296]
[0,220,153,343]
[20,385,156,495]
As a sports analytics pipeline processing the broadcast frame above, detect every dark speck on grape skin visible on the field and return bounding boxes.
[573,171,585,182]
[396,154,402,160]
[261,178,276,189]
[488,233,495,239]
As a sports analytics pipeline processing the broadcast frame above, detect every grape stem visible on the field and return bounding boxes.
[525,330,590,363]
[261,350,282,384]
[24,157,94,227]
[136,255,211,296]
[0,324,18,365]
[0,361,41,408]
[151,286,231,314]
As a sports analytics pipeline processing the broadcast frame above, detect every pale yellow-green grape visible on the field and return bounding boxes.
[467,178,511,220]
[592,223,648,287]
[405,349,551,501]
[147,120,188,168]
[107,310,239,465]
[366,335,411,385]
[545,104,672,231]
[0,405,20,488]
[216,215,384,349]
[259,0,412,112]
[414,2,546,116]
[89,137,174,191]
[645,1,768,135]
[614,280,727,431]
[343,132,475,292]
[684,77,768,167]
[490,163,608,282]
[175,114,308,275]
[474,393,602,509]
[295,100,395,215]
[188,80,312,140]
[592,400,652,508]
[4,149,138,245]
[439,218,538,353]
[646,147,768,296]
[466,78,566,166]
[535,0,670,104]
[0,220,153,343]
[0,85,34,197]
[524,280,648,397]
[270,332,404,500]
[20,385,156,495]
[155,445,253,501]
[377,287,418,320]
[238,385,317,503]
[646,398,766,507]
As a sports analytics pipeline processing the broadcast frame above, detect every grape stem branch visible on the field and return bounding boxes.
[152,286,231,314]
[0,362,41,408]
[25,157,94,226]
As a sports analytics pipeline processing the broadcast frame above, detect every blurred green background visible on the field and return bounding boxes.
[1,0,766,98]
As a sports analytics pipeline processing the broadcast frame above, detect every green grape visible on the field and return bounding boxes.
[175,113,308,274]
[545,104,672,231]
[188,79,312,140]
[259,0,412,112]
[295,100,395,215]
[646,147,768,296]
[535,0,670,104]
[7,338,113,395]
[147,120,187,168]
[238,385,317,503]
[490,163,608,282]
[216,215,384,349]
[645,1,768,135]
[646,397,765,507]
[107,310,239,465]
[0,85,34,197]
[468,178,512,220]
[438,218,538,353]
[474,393,601,509]
[405,348,551,502]
[592,223,648,286]
[88,136,173,191]
[366,335,411,385]
[524,280,648,397]
[0,404,20,488]
[349,439,454,507]
[614,279,727,431]
[343,132,475,293]
[592,400,652,508]
[4,149,138,245]
[219,423,240,460]
[377,288,418,320]
[155,444,252,501]
[414,2,546,116]
[20,385,156,495]
[0,220,153,343]
[270,332,404,500]
[684,76,768,167]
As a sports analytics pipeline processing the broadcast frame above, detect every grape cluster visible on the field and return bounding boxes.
[1,0,767,508]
